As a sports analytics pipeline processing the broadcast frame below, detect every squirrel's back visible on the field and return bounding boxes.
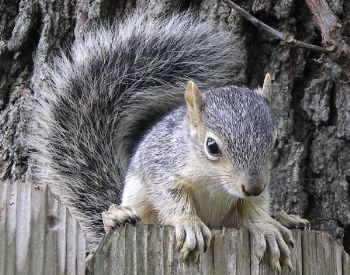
[30,9,242,251]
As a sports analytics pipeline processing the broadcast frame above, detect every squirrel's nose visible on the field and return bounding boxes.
[242,178,265,196]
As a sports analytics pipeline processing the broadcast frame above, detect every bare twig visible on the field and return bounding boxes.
[222,0,332,53]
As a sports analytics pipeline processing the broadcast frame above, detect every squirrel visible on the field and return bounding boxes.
[30,8,309,271]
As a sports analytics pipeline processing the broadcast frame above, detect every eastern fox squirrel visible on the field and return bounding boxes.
[30,8,309,271]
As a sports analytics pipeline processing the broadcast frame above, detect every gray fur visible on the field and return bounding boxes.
[202,86,276,171]
[128,87,276,183]
[125,86,276,222]
[29,9,242,251]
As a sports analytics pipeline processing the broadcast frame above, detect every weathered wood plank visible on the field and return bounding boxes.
[315,231,330,275]
[57,206,67,275]
[77,225,87,275]
[0,181,86,275]
[6,181,18,275]
[236,228,250,274]
[88,228,111,275]
[0,182,8,275]
[213,228,237,274]
[124,224,137,275]
[16,181,31,275]
[302,230,317,275]
[343,250,350,275]
[44,187,59,275]
[147,224,164,274]
[135,223,147,274]
[200,229,215,275]
[314,231,342,275]
[162,226,175,275]
[332,239,343,275]
[30,184,47,274]
[288,229,302,275]
[108,226,126,275]
[67,212,78,275]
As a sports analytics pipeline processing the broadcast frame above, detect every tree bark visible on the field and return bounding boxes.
[1,0,350,253]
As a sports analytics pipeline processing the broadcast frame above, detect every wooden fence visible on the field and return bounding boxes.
[88,225,350,275]
[0,181,86,275]
[1,181,350,275]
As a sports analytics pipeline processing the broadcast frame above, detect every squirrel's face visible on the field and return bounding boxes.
[184,75,276,198]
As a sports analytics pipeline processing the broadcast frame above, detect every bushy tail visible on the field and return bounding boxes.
[30,9,242,251]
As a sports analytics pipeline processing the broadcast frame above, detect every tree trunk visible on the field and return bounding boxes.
[1,0,350,253]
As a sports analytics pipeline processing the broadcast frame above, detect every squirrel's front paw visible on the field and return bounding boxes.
[272,211,311,230]
[248,217,295,272]
[102,204,140,233]
[170,215,212,262]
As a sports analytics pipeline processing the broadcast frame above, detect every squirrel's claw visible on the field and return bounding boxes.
[265,234,282,272]
[269,259,282,274]
[102,204,140,233]
[172,215,212,262]
[250,230,267,262]
[282,257,293,272]
[248,215,294,272]
[272,211,311,230]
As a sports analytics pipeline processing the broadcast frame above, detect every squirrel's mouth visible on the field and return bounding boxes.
[240,183,266,197]
[218,179,266,199]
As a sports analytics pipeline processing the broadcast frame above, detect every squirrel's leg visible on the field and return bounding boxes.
[272,211,311,230]
[121,172,211,261]
[239,197,295,272]
[102,204,140,233]
[102,174,150,234]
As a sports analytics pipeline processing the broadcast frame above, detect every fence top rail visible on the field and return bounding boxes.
[1,180,350,275]
[88,223,350,275]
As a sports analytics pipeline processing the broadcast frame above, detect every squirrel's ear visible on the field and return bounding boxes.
[184,80,204,126]
[256,73,272,104]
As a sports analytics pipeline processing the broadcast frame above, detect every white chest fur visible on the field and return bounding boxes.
[123,173,242,228]
[190,183,239,228]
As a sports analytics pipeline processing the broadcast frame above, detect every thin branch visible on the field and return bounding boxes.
[222,0,332,53]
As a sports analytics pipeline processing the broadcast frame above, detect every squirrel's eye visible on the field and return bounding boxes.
[206,137,222,158]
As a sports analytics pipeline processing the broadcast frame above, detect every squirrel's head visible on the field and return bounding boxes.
[184,74,276,198]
